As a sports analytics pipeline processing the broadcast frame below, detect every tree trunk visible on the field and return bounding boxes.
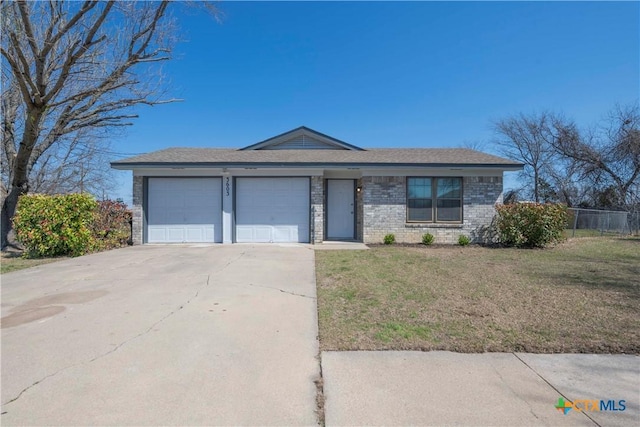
[1,117,36,250]
[1,100,45,249]
[533,169,540,203]
[1,185,25,249]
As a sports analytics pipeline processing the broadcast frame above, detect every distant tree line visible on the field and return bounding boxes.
[493,103,640,214]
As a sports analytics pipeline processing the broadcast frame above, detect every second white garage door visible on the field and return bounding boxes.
[235,177,310,243]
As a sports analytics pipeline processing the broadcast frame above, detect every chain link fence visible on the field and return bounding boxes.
[566,208,635,237]
[628,211,640,236]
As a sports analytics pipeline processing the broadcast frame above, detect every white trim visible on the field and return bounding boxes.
[229,168,323,177]
[133,167,507,178]
[134,168,224,176]
[133,168,324,177]
[361,167,507,177]
[221,173,233,244]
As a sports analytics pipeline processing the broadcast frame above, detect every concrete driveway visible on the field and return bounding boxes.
[1,245,320,426]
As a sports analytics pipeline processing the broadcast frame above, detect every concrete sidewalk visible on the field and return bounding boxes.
[322,351,639,426]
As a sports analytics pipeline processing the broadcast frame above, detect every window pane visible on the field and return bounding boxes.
[408,207,432,221]
[408,198,432,209]
[408,185,426,199]
[437,178,461,198]
[436,199,461,221]
[407,178,435,222]
[407,178,431,199]
[408,196,433,221]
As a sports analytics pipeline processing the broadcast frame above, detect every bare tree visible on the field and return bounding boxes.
[22,132,117,196]
[458,139,487,152]
[552,103,640,209]
[542,145,588,207]
[0,1,181,249]
[493,112,563,202]
[1,110,118,198]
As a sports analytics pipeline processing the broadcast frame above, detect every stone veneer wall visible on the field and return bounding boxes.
[311,176,324,243]
[132,176,144,245]
[362,176,503,244]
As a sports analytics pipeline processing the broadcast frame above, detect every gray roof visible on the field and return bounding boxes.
[111,148,523,169]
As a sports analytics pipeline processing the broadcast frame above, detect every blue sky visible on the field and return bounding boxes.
[110,1,639,203]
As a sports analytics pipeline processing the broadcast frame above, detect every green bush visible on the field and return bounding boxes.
[13,193,98,257]
[91,200,132,250]
[383,233,396,245]
[458,235,471,246]
[495,203,568,248]
[422,233,435,245]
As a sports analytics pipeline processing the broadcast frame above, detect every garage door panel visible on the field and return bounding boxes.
[235,225,273,243]
[236,178,309,243]
[235,227,252,242]
[167,228,186,242]
[147,178,222,243]
[185,227,212,242]
[273,226,299,243]
[148,228,167,243]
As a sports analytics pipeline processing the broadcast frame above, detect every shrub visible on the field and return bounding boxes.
[458,235,471,246]
[91,200,132,250]
[495,203,568,248]
[383,233,396,245]
[421,233,435,245]
[13,193,98,257]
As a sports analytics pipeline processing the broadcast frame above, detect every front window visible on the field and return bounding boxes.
[407,177,462,222]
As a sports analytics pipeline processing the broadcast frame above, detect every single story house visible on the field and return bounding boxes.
[111,126,523,245]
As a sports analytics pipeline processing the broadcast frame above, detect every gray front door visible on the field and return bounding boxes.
[327,179,355,239]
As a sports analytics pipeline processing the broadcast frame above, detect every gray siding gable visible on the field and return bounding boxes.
[240,126,364,151]
[266,134,342,150]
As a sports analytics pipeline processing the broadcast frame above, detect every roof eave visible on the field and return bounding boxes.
[111,161,524,171]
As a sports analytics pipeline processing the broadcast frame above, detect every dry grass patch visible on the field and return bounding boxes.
[1,252,62,274]
[316,237,640,354]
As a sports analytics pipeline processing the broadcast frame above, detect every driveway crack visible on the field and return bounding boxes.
[1,274,212,409]
[86,273,211,363]
[245,283,316,299]
[219,251,246,272]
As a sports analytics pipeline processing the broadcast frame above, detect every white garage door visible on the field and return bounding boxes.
[236,177,310,243]
[147,178,222,243]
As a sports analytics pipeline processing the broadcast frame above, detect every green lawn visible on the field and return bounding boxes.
[316,237,640,354]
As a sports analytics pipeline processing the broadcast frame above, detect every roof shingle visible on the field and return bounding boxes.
[112,148,523,169]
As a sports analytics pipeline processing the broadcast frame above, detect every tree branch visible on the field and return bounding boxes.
[43,1,115,105]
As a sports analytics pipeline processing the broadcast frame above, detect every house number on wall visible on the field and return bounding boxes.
[225,177,230,196]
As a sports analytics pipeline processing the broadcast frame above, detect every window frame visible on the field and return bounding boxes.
[406,177,463,224]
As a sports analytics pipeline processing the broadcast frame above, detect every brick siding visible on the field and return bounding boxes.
[362,176,503,244]
[131,176,143,245]
[311,176,324,243]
